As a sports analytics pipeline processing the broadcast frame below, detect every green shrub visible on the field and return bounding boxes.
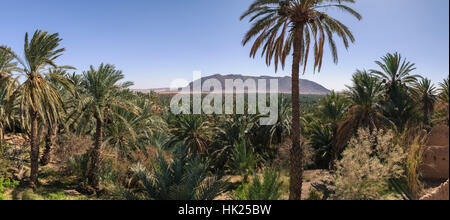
[66,151,120,188]
[330,129,406,200]
[0,177,19,200]
[232,168,283,200]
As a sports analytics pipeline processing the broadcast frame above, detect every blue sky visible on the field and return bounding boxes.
[0,0,448,90]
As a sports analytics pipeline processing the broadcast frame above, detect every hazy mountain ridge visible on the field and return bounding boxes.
[187,74,330,95]
[134,74,330,95]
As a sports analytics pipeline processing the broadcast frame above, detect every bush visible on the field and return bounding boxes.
[273,138,314,170]
[55,134,93,163]
[66,151,120,188]
[330,129,406,200]
[66,152,90,181]
[232,168,283,200]
[0,177,19,200]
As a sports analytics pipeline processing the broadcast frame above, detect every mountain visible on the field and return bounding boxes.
[135,74,331,95]
[186,74,330,95]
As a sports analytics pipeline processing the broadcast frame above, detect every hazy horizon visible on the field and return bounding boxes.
[1,0,449,91]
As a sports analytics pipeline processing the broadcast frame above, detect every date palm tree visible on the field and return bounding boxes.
[168,114,212,155]
[0,48,20,142]
[208,115,255,172]
[1,31,67,186]
[412,78,437,127]
[318,91,348,125]
[371,53,420,131]
[317,91,347,137]
[241,0,361,200]
[105,91,165,157]
[332,70,392,166]
[0,46,20,85]
[0,78,18,142]
[1,47,19,142]
[63,73,86,133]
[434,77,449,125]
[371,52,420,89]
[315,91,347,166]
[76,63,137,190]
[40,68,74,166]
[438,77,449,104]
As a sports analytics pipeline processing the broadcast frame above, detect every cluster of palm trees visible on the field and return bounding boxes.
[167,103,292,175]
[0,31,162,191]
[305,53,449,170]
[0,30,293,194]
[240,0,448,200]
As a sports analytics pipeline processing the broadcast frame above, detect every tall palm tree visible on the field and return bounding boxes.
[1,31,67,186]
[40,68,73,166]
[412,78,437,127]
[332,70,392,165]
[371,52,420,131]
[241,0,361,200]
[76,63,137,190]
[371,52,420,89]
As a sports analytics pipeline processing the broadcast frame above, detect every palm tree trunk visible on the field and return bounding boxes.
[40,124,57,166]
[0,125,4,143]
[88,114,102,191]
[30,109,40,187]
[424,102,432,127]
[329,122,339,169]
[289,26,304,200]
